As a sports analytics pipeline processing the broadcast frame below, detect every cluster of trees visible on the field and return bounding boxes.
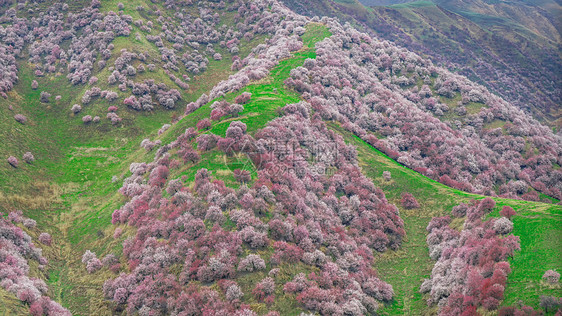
[0,0,305,124]
[100,98,404,315]
[82,250,103,274]
[0,212,70,315]
[6,152,34,168]
[140,138,162,152]
[234,92,252,105]
[421,198,523,314]
[182,9,307,106]
[81,115,101,124]
[0,1,129,122]
[9,1,129,88]
[105,0,306,119]
[120,78,183,112]
[0,0,318,127]
[65,9,130,86]
[0,44,17,98]
[284,19,562,201]
[0,2,35,98]
[363,0,561,125]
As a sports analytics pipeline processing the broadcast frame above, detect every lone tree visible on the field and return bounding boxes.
[479,197,496,212]
[383,171,391,181]
[235,92,252,105]
[7,156,18,168]
[14,114,27,124]
[23,152,34,164]
[542,270,560,284]
[196,118,211,131]
[400,192,420,209]
[499,206,516,219]
[539,295,561,313]
[40,91,51,103]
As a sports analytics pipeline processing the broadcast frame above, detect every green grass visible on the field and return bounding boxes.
[207,23,331,138]
[485,119,507,129]
[488,202,562,310]
[208,50,317,138]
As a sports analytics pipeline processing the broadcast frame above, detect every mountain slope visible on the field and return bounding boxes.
[0,0,296,313]
[0,1,560,315]
[281,0,562,127]
[332,124,562,314]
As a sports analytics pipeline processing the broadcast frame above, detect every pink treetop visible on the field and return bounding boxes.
[542,270,560,284]
[400,192,420,209]
[197,118,212,131]
[499,206,516,219]
[14,114,27,124]
[235,92,252,105]
[7,156,18,168]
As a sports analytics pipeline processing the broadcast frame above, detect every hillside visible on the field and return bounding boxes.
[0,0,560,315]
[281,0,562,128]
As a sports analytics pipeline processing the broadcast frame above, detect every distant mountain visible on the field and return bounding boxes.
[282,0,562,128]
[432,0,561,43]
[357,0,411,5]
